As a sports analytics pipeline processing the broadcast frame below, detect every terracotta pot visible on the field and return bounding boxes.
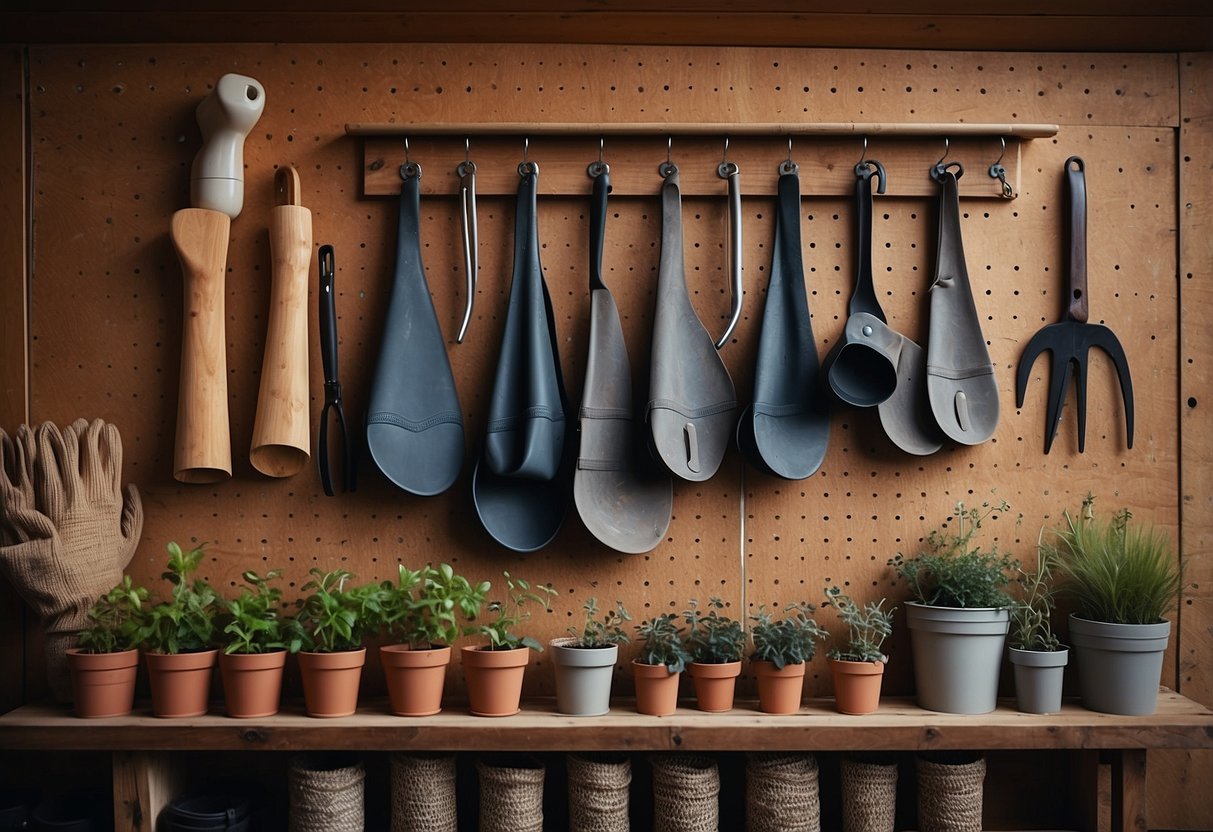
[461,645,529,717]
[752,659,806,715]
[687,661,741,712]
[219,649,287,718]
[145,649,218,718]
[297,648,366,718]
[380,644,452,716]
[66,648,139,718]
[828,657,886,715]
[632,660,681,716]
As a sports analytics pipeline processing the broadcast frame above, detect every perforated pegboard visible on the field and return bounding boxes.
[23,44,1179,702]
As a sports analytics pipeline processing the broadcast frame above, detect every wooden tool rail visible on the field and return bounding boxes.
[351,121,1060,199]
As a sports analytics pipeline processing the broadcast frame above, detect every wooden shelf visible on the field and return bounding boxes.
[3,691,1210,754]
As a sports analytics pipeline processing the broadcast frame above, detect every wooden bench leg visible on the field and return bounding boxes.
[112,750,184,832]
[1109,748,1147,832]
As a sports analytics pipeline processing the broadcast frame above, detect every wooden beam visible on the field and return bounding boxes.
[112,751,185,832]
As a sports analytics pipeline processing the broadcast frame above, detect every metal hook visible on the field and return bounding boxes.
[935,136,951,167]
[523,136,529,164]
[464,137,470,165]
[779,136,798,175]
[988,136,1013,199]
[787,136,794,164]
[518,136,538,176]
[403,137,410,164]
[722,135,731,165]
[667,136,673,166]
[399,137,421,180]
[659,136,676,178]
[857,135,868,166]
[588,137,609,178]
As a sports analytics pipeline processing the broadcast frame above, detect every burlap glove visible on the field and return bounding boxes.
[0,419,143,701]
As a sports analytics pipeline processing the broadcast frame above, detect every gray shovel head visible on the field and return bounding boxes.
[574,289,673,554]
[647,168,737,482]
[366,174,464,496]
[877,332,944,456]
[926,167,999,445]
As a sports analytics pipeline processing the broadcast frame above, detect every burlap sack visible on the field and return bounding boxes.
[289,754,365,832]
[651,753,719,832]
[567,753,631,832]
[746,752,820,832]
[477,757,545,832]
[391,753,457,832]
[841,757,898,832]
[916,753,986,832]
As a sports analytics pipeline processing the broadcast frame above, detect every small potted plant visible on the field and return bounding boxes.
[217,569,289,719]
[139,541,220,718]
[379,563,488,716]
[683,597,745,712]
[67,576,148,718]
[550,598,631,716]
[749,602,827,715]
[1048,495,1181,715]
[461,572,556,717]
[1007,545,1068,714]
[823,585,894,715]
[888,500,1018,714]
[632,612,691,716]
[288,568,387,718]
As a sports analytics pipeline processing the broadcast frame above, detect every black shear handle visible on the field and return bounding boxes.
[319,244,339,382]
[1065,156,1089,324]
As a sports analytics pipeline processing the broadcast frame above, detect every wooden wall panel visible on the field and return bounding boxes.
[22,43,1183,729]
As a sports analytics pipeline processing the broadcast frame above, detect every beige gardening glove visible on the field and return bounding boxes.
[0,419,143,701]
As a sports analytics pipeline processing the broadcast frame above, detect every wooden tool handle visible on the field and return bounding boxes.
[171,208,233,483]
[251,167,313,477]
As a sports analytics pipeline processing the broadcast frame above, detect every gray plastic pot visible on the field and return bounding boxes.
[550,638,618,716]
[905,602,1009,714]
[1008,646,1069,714]
[1069,615,1170,715]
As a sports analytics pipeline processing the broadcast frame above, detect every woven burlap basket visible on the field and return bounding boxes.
[288,754,365,832]
[390,753,458,832]
[477,758,545,832]
[840,757,898,832]
[916,754,986,832]
[745,752,820,832]
[650,753,719,832]
[567,754,631,832]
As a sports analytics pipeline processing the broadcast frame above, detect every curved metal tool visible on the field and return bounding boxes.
[715,139,743,349]
[1016,156,1134,453]
[456,141,478,343]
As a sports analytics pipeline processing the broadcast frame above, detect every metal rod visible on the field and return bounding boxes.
[347,120,1059,139]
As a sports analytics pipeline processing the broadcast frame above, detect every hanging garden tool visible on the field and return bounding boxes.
[318,245,356,496]
[574,144,673,553]
[250,166,312,478]
[1016,156,1134,453]
[925,145,1000,445]
[171,73,264,483]
[365,143,465,496]
[647,141,738,482]
[736,145,831,478]
[456,140,478,344]
[473,146,574,551]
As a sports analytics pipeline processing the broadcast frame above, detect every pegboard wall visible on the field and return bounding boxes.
[24,44,1180,702]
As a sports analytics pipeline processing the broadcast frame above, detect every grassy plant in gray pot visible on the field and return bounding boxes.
[1007,546,1068,714]
[550,597,631,716]
[888,500,1019,714]
[1047,495,1181,715]
[684,597,746,712]
[823,585,895,715]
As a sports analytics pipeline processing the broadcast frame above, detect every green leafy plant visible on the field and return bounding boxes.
[288,568,389,653]
[823,586,894,663]
[1047,495,1181,625]
[220,569,288,655]
[749,603,827,670]
[634,612,692,672]
[380,563,490,649]
[683,597,745,664]
[139,541,219,654]
[888,500,1019,608]
[567,597,631,648]
[466,571,556,651]
[77,575,149,654]
[1009,544,1063,651]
